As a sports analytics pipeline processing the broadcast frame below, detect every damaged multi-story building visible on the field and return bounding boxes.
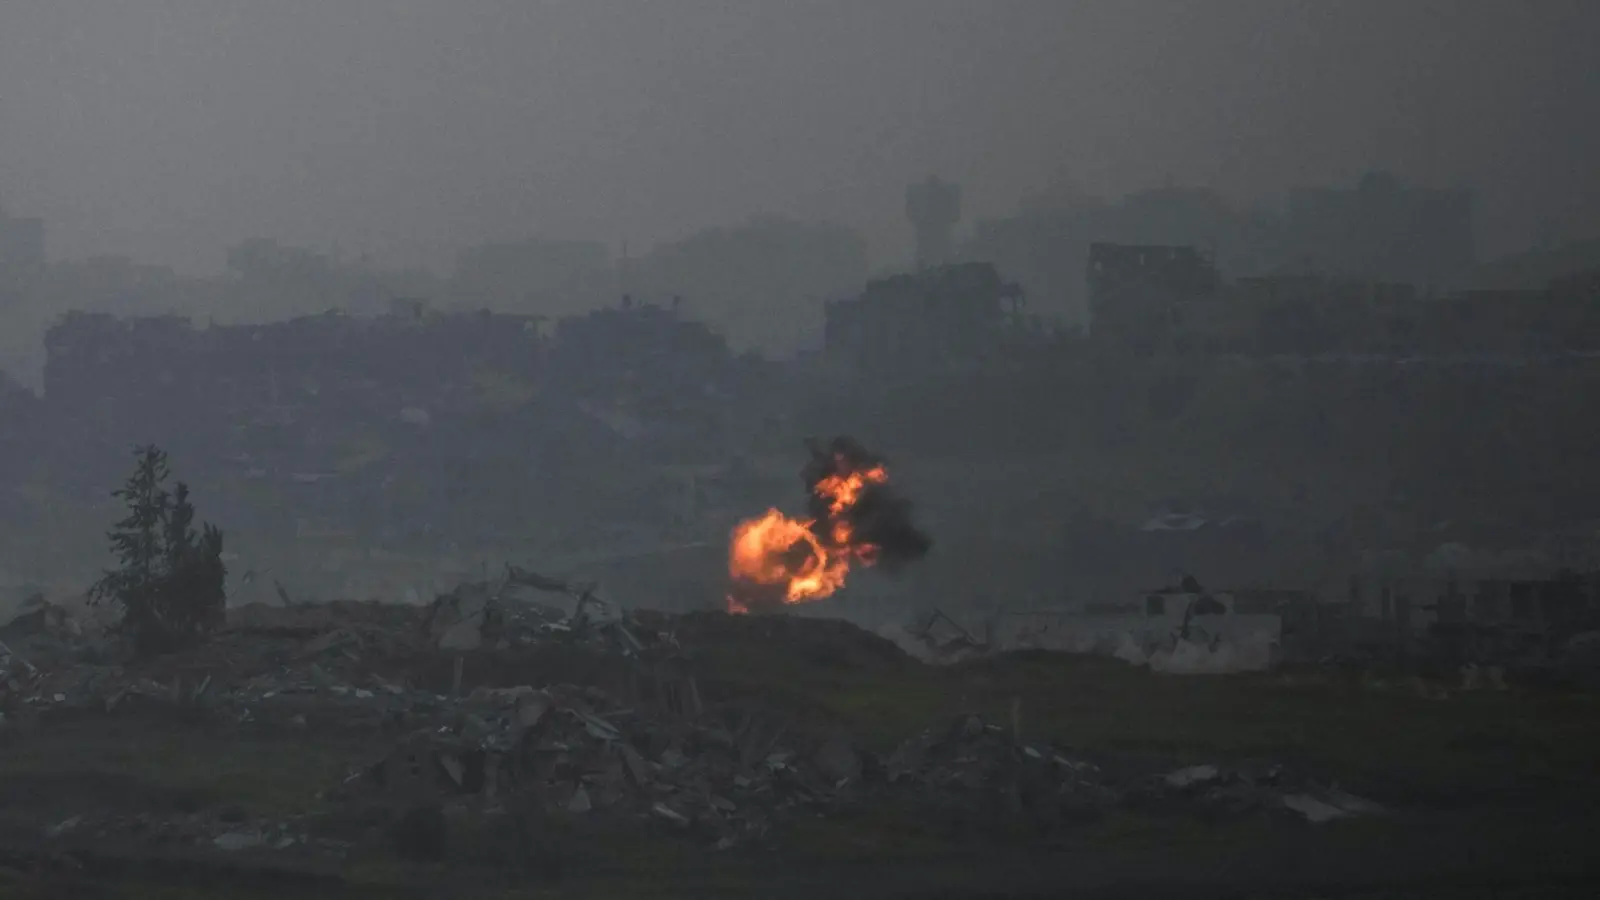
[0,201,45,308]
[906,175,962,271]
[1085,243,1224,353]
[1285,171,1475,292]
[1085,240,1600,357]
[35,296,759,545]
[822,262,1030,377]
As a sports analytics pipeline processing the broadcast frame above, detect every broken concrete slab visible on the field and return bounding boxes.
[1164,764,1222,789]
[213,830,265,851]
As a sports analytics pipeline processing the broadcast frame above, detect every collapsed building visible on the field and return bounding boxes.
[1086,241,1600,356]
[552,297,734,408]
[1340,567,1600,667]
[1285,171,1475,291]
[821,262,1031,377]
[0,202,45,312]
[0,203,45,287]
[1085,244,1223,353]
[32,298,761,545]
[906,175,962,271]
[43,308,545,415]
[957,173,1474,329]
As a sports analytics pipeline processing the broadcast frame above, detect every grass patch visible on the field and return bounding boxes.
[0,718,385,819]
[682,625,1600,798]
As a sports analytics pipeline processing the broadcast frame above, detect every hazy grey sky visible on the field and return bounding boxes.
[1,0,1597,274]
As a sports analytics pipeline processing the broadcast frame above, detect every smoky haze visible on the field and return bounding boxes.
[1,0,1598,278]
[9,5,1600,890]
[3,0,1600,609]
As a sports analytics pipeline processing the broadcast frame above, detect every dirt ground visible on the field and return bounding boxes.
[3,610,1599,898]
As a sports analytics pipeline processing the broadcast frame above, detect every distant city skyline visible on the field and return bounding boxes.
[0,1,1595,276]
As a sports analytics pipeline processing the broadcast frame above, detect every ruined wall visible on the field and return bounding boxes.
[1286,172,1475,290]
[0,208,44,291]
[30,304,759,550]
[1085,243,1221,351]
[822,262,1027,378]
[1082,241,1600,357]
[42,310,547,420]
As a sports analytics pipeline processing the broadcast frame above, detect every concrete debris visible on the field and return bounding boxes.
[335,681,858,845]
[367,689,1382,847]
[901,609,987,664]
[1,596,84,642]
[878,712,1122,830]
[33,803,340,861]
[1139,762,1385,824]
[1282,790,1386,824]
[299,628,362,659]
[0,637,37,680]
[1147,635,1278,675]
[515,692,552,730]
[0,570,677,714]
[213,830,265,851]
[0,575,1398,857]
[1163,764,1222,789]
[567,785,593,813]
[429,582,500,651]
[439,752,465,786]
[652,803,690,826]
[576,709,624,742]
[618,742,651,786]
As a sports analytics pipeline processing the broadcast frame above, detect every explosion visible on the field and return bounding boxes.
[726,437,929,614]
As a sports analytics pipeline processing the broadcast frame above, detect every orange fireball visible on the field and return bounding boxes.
[727,508,848,604]
[725,458,892,613]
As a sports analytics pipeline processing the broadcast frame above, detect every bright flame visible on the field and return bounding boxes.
[727,508,849,604]
[725,459,891,613]
[814,464,886,516]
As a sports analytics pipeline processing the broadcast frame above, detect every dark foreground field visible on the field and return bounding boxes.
[3,610,1599,899]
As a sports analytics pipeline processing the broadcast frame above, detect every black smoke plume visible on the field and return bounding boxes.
[802,436,932,567]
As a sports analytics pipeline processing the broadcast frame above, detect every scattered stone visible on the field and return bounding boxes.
[213,830,265,851]
[567,785,593,814]
[652,803,689,827]
[575,709,622,742]
[1282,793,1351,823]
[1322,788,1386,817]
[1164,764,1222,789]
[439,752,465,786]
[0,578,1404,856]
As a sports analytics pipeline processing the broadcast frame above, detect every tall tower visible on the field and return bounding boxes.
[905,175,960,271]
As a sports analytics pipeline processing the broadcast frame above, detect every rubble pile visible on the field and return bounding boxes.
[0,568,664,716]
[3,575,1389,864]
[351,703,1118,848]
[866,714,1383,830]
[662,609,913,673]
[350,682,834,850]
[343,696,1388,854]
[879,713,1117,832]
[1132,761,1388,824]
[41,808,354,861]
